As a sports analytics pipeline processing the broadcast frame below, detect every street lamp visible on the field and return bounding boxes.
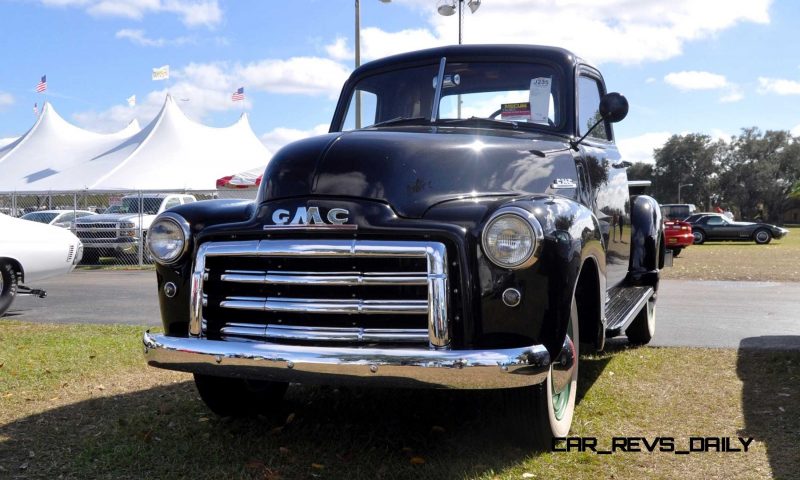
[437,0,480,118]
[678,183,693,204]
[437,0,481,45]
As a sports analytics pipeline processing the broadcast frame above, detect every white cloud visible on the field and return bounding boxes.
[791,124,800,137]
[238,57,350,97]
[324,27,442,64]
[260,124,330,154]
[757,77,800,95]
[664,71,729,90]
[645,77,656,84]
[73,56,350,132]
[39,0,222,28]
[115,29,195,47]
[325,37,352,62]
[0,92,14,111]
[664,71,743,102]
[719,86,744,103]
[617,131,672,164]
[412,0,770,65]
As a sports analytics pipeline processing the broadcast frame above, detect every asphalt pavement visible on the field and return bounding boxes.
[6,270,800,349]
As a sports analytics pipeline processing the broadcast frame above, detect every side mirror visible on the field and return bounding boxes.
[599,92,628,123]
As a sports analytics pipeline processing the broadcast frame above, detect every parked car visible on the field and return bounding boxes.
[142,45,667,446]
[0,212,83,316]
[73,194,196,262]
[660,203,696,221]
[687,213,789,244]
[663,220,693,256]
[21,209,97,229]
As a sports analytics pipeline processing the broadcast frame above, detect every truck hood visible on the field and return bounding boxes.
[259,127,577,218]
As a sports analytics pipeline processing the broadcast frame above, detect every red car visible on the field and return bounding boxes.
[664,220,693,256]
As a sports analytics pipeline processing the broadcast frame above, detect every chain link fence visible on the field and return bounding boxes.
[0,189,256,267]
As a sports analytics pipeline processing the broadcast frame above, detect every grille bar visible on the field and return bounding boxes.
[219,297,428,315]
[220,269,431,286]
[218,323,429,343]
[190,239,450,348]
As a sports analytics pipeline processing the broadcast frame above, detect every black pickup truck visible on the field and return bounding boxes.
[143,45,666,446]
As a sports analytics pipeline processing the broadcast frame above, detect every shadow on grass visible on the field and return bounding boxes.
[737,336,800,480]
[0,356,614,480]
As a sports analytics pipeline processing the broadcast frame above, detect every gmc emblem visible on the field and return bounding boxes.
[264,207,357,230]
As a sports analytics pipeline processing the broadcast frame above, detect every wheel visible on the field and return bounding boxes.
[692,230,705,245]
[0,261,20,317]
[671,247,682,257]
[194,374,288,417]
[754,229,772,245]
[80,249,100,265]
[626,296,656,345]
[504,297,579,449]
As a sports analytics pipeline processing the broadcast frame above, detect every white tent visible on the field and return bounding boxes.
[0,95,270,192]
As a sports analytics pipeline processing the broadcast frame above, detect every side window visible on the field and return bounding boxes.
[182,197,196,204]
[342,90,378,131]
[163,198,181,210]
[577,76,609,141]
[60,213,75,222]
[707,216,724,225]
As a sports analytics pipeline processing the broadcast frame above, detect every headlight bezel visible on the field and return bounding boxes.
[146,212,191,265]
[481,206,544,270]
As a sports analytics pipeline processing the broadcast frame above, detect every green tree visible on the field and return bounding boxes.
[717,128,800,222]
[651,134,720,209]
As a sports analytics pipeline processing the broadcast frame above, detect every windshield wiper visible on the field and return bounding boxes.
[368,116,429,128]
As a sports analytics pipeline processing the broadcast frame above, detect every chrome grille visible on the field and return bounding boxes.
[76,223,118,239]
[190,240,449,348]
[66,245,75,263]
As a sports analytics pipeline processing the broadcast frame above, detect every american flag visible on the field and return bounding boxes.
[231,87,244,102]
[36,75,47,93]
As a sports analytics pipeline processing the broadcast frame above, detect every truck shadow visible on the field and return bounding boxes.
[737,335,800,479]
[0,354,615,478]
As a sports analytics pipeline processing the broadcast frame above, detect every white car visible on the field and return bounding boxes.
[0,212,83,316]
[20,209,97,229]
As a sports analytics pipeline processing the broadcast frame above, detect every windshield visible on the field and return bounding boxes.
[21,212,59,223]
[339,61,563,131]
[106,197,162,215]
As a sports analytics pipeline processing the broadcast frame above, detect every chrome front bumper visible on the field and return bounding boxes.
[143,332,551,389]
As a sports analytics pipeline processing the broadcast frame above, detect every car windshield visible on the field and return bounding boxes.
[21,212,59,223]
[107,198,163,214]
[339,61,563,132]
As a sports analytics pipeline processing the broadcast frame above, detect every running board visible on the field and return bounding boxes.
[605,285,653,337]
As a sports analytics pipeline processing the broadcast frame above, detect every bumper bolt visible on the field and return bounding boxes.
[287,361,294,369]
[369,364,378,373]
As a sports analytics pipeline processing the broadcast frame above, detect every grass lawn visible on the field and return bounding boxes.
[1,322,797,479]
[662,227,800,282]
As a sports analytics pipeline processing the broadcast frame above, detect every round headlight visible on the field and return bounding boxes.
[481,208,542,269]
[147,215,189,265]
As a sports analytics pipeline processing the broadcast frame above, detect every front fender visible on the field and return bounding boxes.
[473,196,605,358]
[627,194,662,287]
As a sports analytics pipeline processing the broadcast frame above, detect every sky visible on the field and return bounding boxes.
[1,0,800,163]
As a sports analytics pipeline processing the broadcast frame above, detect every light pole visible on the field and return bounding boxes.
[678,183,693,204]
[437,0,481,45]
[437,0,480,118]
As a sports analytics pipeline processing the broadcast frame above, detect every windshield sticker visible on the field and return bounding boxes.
[500,102,531,121]
[529,77,552,124]
[431,74,461,89]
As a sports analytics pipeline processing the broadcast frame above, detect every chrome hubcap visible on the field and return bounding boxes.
[756,232,768,242]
